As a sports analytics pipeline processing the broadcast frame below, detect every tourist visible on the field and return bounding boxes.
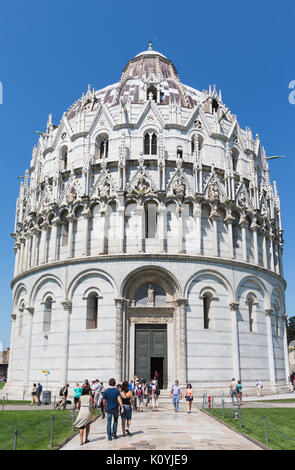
[151,380,159,411]
[170,380,182,412]
[145,380,153,408]
[30,383,38,406]
[74,385,95,446]
[237,380,243,405]
[185,384,193,413]
[82,379,90,389]
[98,382,105,419]
[103,378,124,441]
[256,380,263,397]
[229,378,238,403]
[135,381,144,412]
[94,380,102,408]
[56,383,69,409]
[132,381,138,410]
[37,382,42,406]
[74,382,82,409]
[153,370,159,382]
[128,380,133,391]
[120,381,134,436]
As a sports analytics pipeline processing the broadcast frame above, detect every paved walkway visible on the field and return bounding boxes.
[61,408,261,450]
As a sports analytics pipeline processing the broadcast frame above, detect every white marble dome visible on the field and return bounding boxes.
[5,46,288,397]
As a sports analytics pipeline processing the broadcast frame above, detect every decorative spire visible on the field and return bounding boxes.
[148,40,153,51]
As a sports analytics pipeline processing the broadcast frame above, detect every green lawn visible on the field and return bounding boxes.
[207,407,295,450]
[0,383,5,390]
[0,409,99,450]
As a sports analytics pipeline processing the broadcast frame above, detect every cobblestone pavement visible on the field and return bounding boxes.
[60,408,261,450]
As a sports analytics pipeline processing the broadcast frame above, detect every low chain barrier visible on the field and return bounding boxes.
[0,406,80,450]
[203,392,295,447]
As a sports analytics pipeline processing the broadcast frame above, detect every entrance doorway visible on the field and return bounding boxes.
[135,324,167,388]
[150,357,164,389]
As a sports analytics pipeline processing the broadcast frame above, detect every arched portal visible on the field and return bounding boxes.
[119,266,184,388]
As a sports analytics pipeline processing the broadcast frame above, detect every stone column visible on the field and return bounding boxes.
[67,215,75,259]
[265,309,276,385]
[269,233,275,272]
[282,314,290,385]
[114,299,125,383]
[175,298,187,386]
[14,244,20,277]
[250,223,259,265]
[193,203,202,255]
[24,307,34,387]
[158,203,166,253]
[23,234,30,271]
[40,222,48,265]
[19,237,25,273]
[230,302,241,381]
[81,209,90,256]
[210,207,219,257]
[137,205,144,253]
[50,218,59,262]
[225,215,234,259]
[60,300,72,386]
[178,206,183,253]
[31,229,38,267]
[240,222,247,262]
[262,226,268,268]
[98,208,106,255]
[118,207,125,253]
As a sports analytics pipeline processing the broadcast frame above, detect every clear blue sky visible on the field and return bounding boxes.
[0,0,294,348]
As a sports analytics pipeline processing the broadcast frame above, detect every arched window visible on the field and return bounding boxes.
[147,85,157,101]
[86,292,98,329]
[61,146,68,170]
[144,132,157,155]
[232,148,239,172]
[43,296,53,332]
[145,201,157,238]
[177,147,183,159]
[246,296,255,332]
[95,134,109,159]
[212,99,219,113]
[203,292,213,329]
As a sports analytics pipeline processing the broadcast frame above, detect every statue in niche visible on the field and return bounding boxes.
[238,190,247,207]
[173,176,185,198]
[147,285,155,306]
[135,176,149,194]
[66,186,77,204]
[208,182,220,202]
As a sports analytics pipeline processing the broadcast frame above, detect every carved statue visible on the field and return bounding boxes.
[173,176,185,198]
[66,186,77,204]
[147,285,155,306]
[208,182,220,202]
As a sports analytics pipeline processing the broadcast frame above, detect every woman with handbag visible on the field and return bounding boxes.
[185,384,193,413]
[74,386,95,445]
[120,381,135,436]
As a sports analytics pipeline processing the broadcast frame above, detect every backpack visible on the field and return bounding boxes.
[137,386,142,397]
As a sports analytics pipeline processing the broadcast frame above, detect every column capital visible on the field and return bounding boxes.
[229,302,239,311]
[175,298,187,308]
[25,307,34,314]
[114,298,126,308]
[265,308,273,316]
[61,300,72,311]
[11,313,17,321]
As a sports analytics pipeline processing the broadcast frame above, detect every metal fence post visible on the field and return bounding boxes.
[263,414,269,444]
[238,403,242,428]
[50,415,55,448]
[53,396,56,410]
[222,397,225,419]
[13,428,18,450]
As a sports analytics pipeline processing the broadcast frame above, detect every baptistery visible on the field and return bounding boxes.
[6,46,288,396]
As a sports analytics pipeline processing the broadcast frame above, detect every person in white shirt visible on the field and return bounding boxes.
[229,378,238,403]
[256,380,263,397]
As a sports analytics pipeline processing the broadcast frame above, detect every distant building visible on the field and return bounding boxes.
[0,348,10,378]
